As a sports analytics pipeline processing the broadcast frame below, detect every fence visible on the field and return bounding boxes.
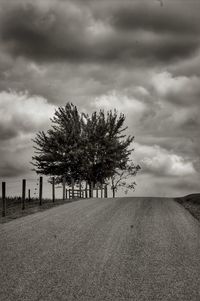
[1,177,108,217]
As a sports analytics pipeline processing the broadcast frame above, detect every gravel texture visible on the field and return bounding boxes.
[0,197,200,301]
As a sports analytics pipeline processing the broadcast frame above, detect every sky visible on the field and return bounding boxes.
[0,0,200,198]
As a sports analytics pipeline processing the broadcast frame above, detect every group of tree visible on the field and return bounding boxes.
[32,103,140,197]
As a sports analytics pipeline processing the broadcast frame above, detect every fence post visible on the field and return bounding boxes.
[90,182,94,198]
[66,188,68,200]
[101,185,103,198]
[39,176,43,206]
[22,179,26,210]
[28,189,31,201]
[96,187,98,198]
[104,184,108,198]
[85,181,88,198]
[89,182,91,198]
[79,181,82,198]
[52,177,55,202]
[71,178,75,199]
[63,176,66,200]
[2,182,6,217]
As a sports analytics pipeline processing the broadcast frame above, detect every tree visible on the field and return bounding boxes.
[32,102,138,191]
[110,162,141,198]
[81,109,134,186]
[32,103,85,185]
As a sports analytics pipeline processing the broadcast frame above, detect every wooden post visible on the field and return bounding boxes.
[101,185,103,198]
[104,184,108,198]
[28,189,31,201]
[39,176,43,206]
[63,176,66,200]
[89,182,91,198]
[85,181,88,199]
[2,182,6,217]
[22,179,26,210]
[71,178,75,199]
[96,187,98,198]
[90,181,94,198]
[79,181,81,198]
[66,188,68,200]
[52,177,55,202]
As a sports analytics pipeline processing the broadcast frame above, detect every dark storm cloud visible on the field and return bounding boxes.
[0,125,18,141]
[0,0,200,64]
[111,2,200,34]
[0,162,26,177]
[0,0,199,195]
[0,3,89,62]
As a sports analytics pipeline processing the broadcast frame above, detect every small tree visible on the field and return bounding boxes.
[110,162,141,198]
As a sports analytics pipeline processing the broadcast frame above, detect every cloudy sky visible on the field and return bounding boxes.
[0,0,200,197]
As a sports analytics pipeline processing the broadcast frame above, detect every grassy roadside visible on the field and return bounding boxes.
[0,198,80,224]
[175,194,200,223]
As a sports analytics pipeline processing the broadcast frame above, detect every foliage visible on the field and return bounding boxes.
[110,162,141,197]
[32,103,85,184]
[81,109,134,185]
[32,102,137,187]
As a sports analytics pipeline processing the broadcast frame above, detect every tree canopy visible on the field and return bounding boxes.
[32,102,139,188]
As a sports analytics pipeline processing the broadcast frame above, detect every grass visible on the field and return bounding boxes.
[175,194,200,222]
[0,197,80,224]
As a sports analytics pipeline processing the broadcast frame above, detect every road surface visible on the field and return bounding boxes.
[0,197,200,301]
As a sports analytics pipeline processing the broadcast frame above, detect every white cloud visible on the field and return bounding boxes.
[88,19,113,38]
[0,90,56,177]
[28,63,46,76]
[93,90,146,117]
[134,143,196,177]
[151,71,200,107]
[0,90,56,138]
[135,86,149,96]
[151,71,189,95]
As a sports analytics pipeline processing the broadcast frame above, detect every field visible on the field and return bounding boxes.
[175,194,200,222]
[0,197,79,223]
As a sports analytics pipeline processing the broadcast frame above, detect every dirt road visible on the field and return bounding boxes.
[0,197,200,300]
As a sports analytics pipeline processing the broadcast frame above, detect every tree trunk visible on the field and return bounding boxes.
[112,187,115,198]
[89,181,93,198]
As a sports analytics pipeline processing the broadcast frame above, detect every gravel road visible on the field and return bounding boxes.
[0,197,200,301]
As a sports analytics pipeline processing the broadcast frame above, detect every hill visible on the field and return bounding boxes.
[175,193,200,222]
